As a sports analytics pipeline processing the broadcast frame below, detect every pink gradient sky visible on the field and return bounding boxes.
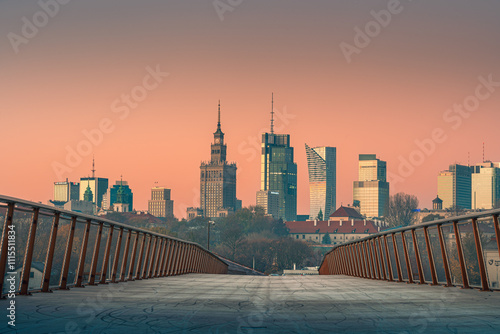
[1,1,499,218]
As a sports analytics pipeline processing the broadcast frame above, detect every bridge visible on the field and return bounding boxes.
[1,195,500,333]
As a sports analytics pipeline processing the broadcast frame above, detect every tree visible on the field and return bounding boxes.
[421,213,445,223]
[447,205,466,217]
[322,232,331,245]
[385,192,419,228]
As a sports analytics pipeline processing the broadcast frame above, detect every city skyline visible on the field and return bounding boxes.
[2,1,500,217]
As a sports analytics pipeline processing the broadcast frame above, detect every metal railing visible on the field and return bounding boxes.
[0,195,227,296]
[319,209,500,291]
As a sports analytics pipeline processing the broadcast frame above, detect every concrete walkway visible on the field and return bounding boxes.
[2,274,500,333]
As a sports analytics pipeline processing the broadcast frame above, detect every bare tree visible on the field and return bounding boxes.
[385,192,419,228]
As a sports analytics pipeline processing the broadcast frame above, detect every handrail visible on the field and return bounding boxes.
[0,194,228,296]
[319,209,500,292]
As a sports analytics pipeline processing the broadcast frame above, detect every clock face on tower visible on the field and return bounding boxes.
[215,138,220,144]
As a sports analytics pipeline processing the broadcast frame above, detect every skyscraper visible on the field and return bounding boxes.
[438,164,471,210]
[258,94,297,221]
[53,179,80,203]
[200,102,237,218]
[103,179,134,211]
[149,187,174,218]
[79,158,108,209]
[256,190,279,218]
[470,162,500,209]
[353,154,389,218]
[305,144,336,219]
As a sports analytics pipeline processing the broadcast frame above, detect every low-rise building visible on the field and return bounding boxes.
[285,206,383,245]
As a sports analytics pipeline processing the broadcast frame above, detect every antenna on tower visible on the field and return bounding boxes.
[217,100,221,129]
[468,152,470,167]
[270,92,274,134]
[483,142,485,163]
[91,155,96,178]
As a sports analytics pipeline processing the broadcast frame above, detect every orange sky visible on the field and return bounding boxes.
[1,1,499,218]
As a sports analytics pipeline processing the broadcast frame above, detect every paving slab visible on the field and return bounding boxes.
[1,274,500,333]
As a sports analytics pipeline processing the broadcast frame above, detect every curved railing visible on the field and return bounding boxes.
[319,208,500,291]
[0,195,227,296]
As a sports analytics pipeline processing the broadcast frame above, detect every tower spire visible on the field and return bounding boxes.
[217,100,221,130]
[270,92,274,134]
[91,155,96,178]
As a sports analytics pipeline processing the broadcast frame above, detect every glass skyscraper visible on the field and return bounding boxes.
[260,133,297,221]
[438,164,471,210]
[353,154,389,218]
[305,144,336,220]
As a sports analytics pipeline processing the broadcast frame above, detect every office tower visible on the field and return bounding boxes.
[470,162,500,209]
[53,179,79,203]
[149,187,174,218]
[200,102,237,218]
[438,164,471,210]
[258,94,297,221]
[113,179,130,212]
[103,180,134,211]
[353,154,389,218]
[79,158,108,208]
[256,190,279,218]
[305,144,336,219]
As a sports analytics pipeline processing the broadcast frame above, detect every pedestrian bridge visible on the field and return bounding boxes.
[5,274,500,333]
[1,195,500,333]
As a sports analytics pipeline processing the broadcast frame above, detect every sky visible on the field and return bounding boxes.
[1,0,499,218]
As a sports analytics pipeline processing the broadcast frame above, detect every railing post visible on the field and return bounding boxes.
[128,232,140,281]
[411,229,425,284]
[75,220,91,287]
[167,241,179,276]
[111,227,124,283]
[120,230,132,282]
[383,235,393,281]
[423,226,438,285]
[99,225,114,284]
[146,236,157,278]
[356,243,365,278]
[364,241,373,279]
[368,239,378,279]
[401,232,413,283]
[453,221,470,289]
[41,212,61,292]
[377,237,387,281]
[135,233,146,280]
[438,224,453,287]
[142,235,152,279]
[88,222,103,285]
[154,238,165,277]
[392,233,403,282]
[372,239,382,280]
[471,218,490,291]
[494,215,500,261]
[59,216,77,290]
[160,239,172,276]
[19,207,39,295]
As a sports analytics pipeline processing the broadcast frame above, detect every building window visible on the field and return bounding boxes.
[30,271,34,278]
[302,235,305,239]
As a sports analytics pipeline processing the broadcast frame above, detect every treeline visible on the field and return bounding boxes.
[108,206,322,274]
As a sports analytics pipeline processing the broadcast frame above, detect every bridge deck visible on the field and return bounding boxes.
[3,274,500,333]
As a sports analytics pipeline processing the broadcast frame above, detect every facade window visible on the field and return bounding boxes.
[302,235,305,239]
